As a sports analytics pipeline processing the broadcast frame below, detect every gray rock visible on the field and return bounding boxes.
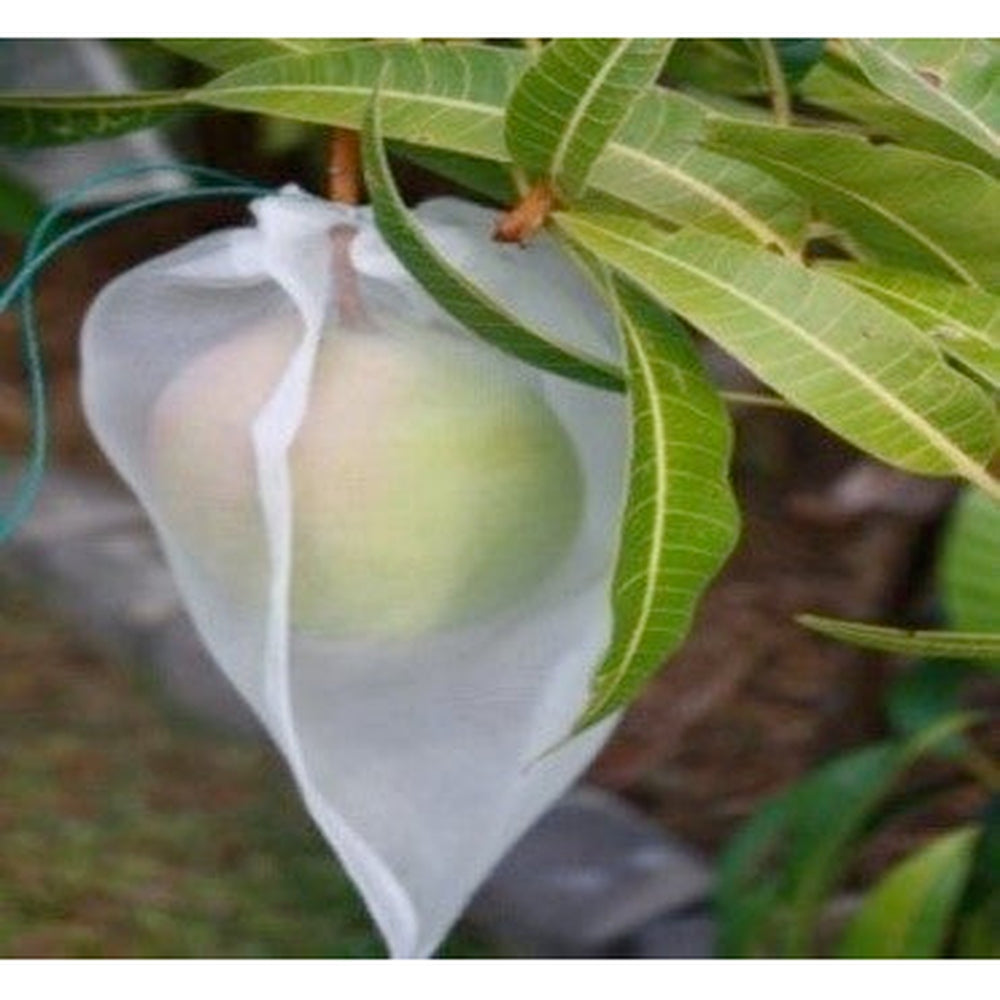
[0,466,260,736]
[466,786,713,956]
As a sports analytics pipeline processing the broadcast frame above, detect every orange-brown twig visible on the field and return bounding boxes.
[493,181,557,245]
[328,128,363,205]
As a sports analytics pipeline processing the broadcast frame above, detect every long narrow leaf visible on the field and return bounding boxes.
[838,826,980,958]
[717,716,976,956]
[705,118,1000,288]
[574,279,739,730]
[824,263,1000,391]
[156,38,355,72]
[0,91,185,146]
[360,83,625,392]
[590,91,809,253]
[800,53,999,176]
[504,38,673,200]
[844,39,1000,163]
[558,212,1000,496]
[200,42,521,162]
[797,615,1000,666]
[196,43,807,251]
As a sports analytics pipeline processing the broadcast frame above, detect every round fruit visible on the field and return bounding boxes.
[149,317,583,637]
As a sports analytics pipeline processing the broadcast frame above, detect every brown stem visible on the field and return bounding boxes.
[494,181,557,244]
[328,128,362,205]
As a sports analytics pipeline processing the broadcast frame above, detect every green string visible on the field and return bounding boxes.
[0,162,276,543]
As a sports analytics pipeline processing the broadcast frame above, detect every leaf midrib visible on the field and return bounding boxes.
[566,215,999,495]
[198,77,794,251]
[548,38,633,189]
[588,297,671,720]
[713,137,982,287]
[836,270,997,347]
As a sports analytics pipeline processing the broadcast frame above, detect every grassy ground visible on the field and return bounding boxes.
[0,589,491,958]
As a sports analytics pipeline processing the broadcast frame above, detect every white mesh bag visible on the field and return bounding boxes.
[80,188,629,957]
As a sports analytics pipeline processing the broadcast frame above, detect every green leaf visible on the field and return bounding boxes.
[838,826,979,957]
[197,43,808,251]
[573,280,739,730]
[589,91,809,253]
[0,166,41,235]
[955,798,1000,958]
[717,717,975,956]
[824,262,1000,392]
[0,90,186,147]
[704,118,1000,288]
[797,615,1000,666]
[940,488,1000,634]
[360,81,624,393]
[557,212,1000,495]
[200,42,522,163]
[665,40,763,96]
[156,38,355,72]
[504,38,673,201]
[800,52,998,176]
[715,795,791,956]
[844,39,1000,164]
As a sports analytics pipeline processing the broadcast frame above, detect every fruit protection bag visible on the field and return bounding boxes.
[81,189,629,957]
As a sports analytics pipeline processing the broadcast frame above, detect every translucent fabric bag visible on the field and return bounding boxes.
[81,188,629,957]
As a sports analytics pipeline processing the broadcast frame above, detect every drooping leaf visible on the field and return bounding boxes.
[156,38,356,72]
[573,279,739,730]
[843,39,1000,164]
[838,826,980,958]
[360,83,625,392]
[557,212,1000,495]
[704,118,1000,288]
[717,716,976,957]
[940,488,1000,635]
[504,38,673,201]
[797,615,1000,666]
[800,52,998,176]
[824,262,1000,392]
[0,90,186,147]
[197,43,808,251]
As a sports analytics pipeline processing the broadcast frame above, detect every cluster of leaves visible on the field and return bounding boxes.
[0,38,997,732]
[720,488,1000,958]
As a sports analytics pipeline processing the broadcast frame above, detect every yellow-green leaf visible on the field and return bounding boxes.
[797,615,1000,667]
[558,211,1000,495]
[574,280,739,730]
[504,38,673,201]
[705,118,1000,288]
[844,39,1000,164]
[839,826,980,958]
[940,488,1000,636]
[824,263,1000,391]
